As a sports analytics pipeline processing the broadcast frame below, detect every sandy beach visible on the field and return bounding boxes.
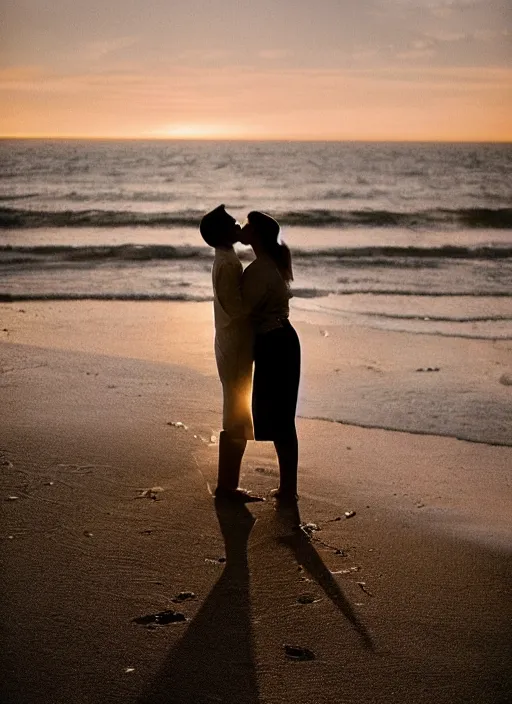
[1,301,511,704]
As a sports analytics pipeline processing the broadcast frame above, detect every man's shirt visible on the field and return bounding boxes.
[212,246,253,384]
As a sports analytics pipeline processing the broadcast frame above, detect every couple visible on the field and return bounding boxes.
[200,205,301,505]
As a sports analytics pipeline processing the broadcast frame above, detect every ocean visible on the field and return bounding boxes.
[1,139,511,445]
[1,139,511,339]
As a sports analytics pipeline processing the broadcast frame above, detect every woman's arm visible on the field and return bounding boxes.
[241,261,269,315]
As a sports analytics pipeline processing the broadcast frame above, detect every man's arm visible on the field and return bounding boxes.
[216,260,245,320]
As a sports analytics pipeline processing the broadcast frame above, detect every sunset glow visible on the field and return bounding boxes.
[1,1,511,141]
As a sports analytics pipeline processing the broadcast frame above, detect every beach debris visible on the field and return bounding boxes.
[44,481,54,486]
[210,434,217,444]
[6,495,20,501]
[297,594,321,604]
[205,556,226,565]
[136,486,164,500]
[334,549,346,555]
[167,421,188,430]
[255,466,279,477]
[331,566,360,575]
[83,531,93,537]
[284,645,316,661]
[499,373,512,386]
[124,667,135,674]
[357,581,373,597]
[416,502,425,509]
[344,510,356,519]
[132,609,187,626]
[415,367,440,372]
[320,329,329,337]
[299,522,320,537]
[1,458,13,468]
[172,591,196,603]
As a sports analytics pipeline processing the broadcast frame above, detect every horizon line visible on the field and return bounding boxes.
[1,135,511,144]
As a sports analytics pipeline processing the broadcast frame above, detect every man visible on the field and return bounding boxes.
[199,205,263,502]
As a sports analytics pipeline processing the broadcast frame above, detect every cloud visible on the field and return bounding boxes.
[427,0,485,17]
[395,48,437,59]
[176,49,233,62]
[424,31,467,42]
[258,49,293,60]
[82,36,139,61]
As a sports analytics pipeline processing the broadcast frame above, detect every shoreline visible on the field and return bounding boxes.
[2,303,511,703]
[2,299,511,447]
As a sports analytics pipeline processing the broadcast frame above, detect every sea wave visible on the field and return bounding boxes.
[0,292,213,303]
[1,243,511,265]
[1,206,511,230]
[366,312,512,322]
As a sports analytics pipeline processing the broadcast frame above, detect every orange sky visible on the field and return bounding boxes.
[1,0,511,141]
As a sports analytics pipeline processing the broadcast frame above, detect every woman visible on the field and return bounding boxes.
[242,211,301,503]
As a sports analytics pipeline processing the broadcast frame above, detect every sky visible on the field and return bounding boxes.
[1,0,511,141]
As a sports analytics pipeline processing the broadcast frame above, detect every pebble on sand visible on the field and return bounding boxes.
[132,610,187,626]
[297,594,321,604]
[167,421,188,429]
[136,487,164,500]
[284,645,316,661]
[172,591,196,603]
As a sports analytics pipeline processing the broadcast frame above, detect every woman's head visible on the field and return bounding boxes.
[243,211,293,281]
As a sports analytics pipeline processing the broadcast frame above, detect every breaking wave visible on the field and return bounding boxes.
[1,243,511,265]
[1,206,511,230]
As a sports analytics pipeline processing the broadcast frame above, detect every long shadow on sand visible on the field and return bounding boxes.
[137,498,260,704]
[274,503,374,651]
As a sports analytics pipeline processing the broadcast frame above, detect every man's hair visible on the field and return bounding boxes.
[199,204,234,248]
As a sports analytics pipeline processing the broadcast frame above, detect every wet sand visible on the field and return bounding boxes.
[1,301,511,704]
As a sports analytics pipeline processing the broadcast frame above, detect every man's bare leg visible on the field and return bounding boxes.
[215,430,264,502]
[216,430,246,491]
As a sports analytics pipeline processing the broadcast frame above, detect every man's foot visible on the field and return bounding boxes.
[214,487,265,503]
[270,488,299,504]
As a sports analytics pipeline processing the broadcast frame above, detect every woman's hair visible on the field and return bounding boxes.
[248,211,293,282]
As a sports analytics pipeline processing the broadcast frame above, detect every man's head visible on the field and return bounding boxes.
[199,204,241,248]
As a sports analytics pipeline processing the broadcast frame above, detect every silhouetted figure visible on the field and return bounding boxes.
[200,205,262,502]
[242,211,301,502]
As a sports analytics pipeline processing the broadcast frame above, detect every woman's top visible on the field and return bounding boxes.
[242,255,292,335]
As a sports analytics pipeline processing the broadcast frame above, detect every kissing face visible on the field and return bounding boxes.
[239,221,254,246]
